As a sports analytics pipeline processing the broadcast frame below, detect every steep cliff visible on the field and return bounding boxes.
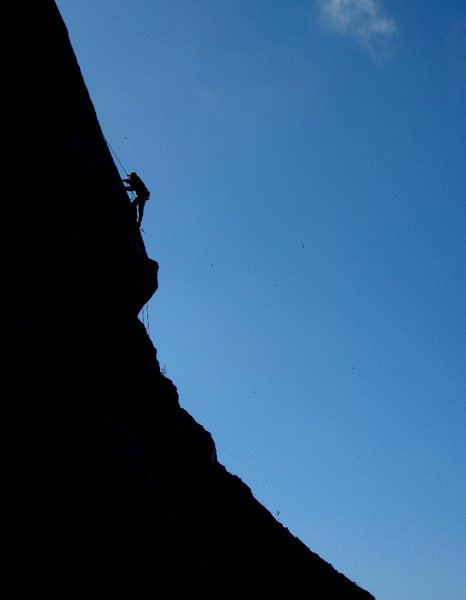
[11,2,375,597]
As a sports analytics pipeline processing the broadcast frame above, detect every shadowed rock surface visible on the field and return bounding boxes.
[12,2,376,597]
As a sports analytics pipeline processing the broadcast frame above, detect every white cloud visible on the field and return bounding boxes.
[318,0,398,59]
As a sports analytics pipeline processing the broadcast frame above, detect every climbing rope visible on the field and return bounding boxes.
[104,134,129,177]
[140,306,145,327]
[104,134,151,330]
[139,303,151,336]
[145,303,151,336]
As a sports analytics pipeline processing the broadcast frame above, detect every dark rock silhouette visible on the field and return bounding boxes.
[11,2,375,597]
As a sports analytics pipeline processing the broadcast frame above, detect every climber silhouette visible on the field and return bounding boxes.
[123,172,150,227]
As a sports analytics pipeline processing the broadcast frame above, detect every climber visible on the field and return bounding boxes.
[122,171,150,227]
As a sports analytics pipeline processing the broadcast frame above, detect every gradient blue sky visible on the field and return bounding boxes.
[55,2,465,598]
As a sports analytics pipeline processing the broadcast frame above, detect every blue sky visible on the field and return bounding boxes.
[55,2,465,598]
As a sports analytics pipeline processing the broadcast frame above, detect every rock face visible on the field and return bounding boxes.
[12,2,375,597]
